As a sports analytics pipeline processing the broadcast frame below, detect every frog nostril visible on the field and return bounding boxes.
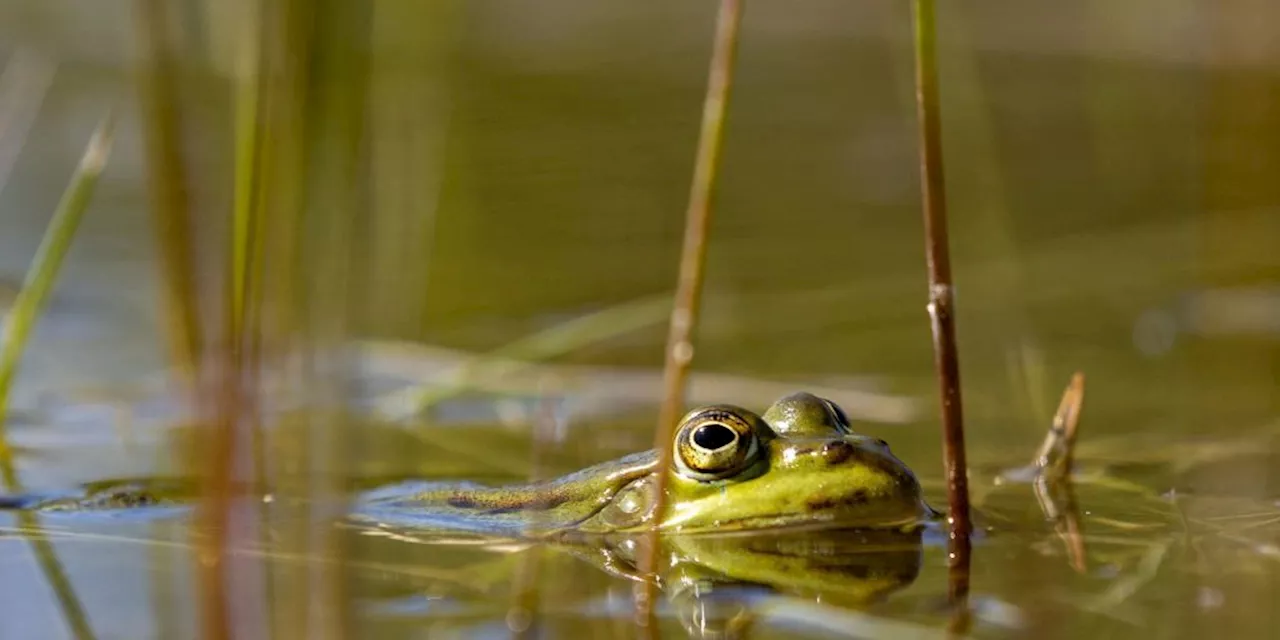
[821,440,855,465]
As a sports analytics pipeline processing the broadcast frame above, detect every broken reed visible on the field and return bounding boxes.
[911,0,974,607]
[638,0,745,625]
[1034,373,1088,573]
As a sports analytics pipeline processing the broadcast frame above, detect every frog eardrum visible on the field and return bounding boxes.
[674,405,765,481]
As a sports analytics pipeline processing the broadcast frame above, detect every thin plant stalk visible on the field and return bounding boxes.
[636,0,745,623]
[230,12,266,342]
[7,511,97,640]
[196,347,243,640]
[288,1,373,636]
[0,117,114,640]
[910,0,973,607]
[134,0,204,383]
[1032,373,1088,573]
[254,2,313,638]
[0,115,115,444]
[195,10,265,638]
[1032,372,1086,478]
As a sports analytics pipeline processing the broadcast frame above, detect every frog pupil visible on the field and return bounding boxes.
[693,422,737,450]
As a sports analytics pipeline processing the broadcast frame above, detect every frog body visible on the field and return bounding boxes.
[357,392,934,538]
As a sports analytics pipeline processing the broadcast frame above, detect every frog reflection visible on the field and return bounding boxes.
[597,526,924,639]
[348,520,923,640]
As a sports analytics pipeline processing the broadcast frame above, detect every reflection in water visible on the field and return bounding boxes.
[662,528,923,638]
[346,522,924,639]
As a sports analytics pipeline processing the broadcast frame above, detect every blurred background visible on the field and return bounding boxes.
[0,1,1276,638]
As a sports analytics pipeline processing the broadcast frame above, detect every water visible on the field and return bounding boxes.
[1,1,1278,638]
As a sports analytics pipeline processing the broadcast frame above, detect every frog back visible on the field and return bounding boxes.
[353,450,659,538]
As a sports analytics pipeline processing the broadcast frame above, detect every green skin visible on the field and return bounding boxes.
[361,392,936,538]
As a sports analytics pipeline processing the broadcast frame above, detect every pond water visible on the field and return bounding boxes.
[0,1,1278,638]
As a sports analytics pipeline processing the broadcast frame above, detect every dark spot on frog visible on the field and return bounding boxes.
[35,488,166,511]
[806,489,869,511]
[448,491,571,512]
[108,491,160,508]
[446,495,476,509]
[821,440,856,465]
[526,492,571,510]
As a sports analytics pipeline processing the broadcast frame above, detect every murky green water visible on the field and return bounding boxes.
[1,1,1278,638]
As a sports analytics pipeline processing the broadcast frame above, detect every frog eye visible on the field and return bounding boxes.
[821,398,853,433]
[674,407,762,481]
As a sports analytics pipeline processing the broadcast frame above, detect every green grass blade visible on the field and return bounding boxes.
[0,114,116,437]
[0,113,113,640]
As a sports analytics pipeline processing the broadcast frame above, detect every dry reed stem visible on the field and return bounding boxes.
[1033,372,1086,477]
[636,0,745,627]
[1033,373,1088,572]
[911,0,973,608]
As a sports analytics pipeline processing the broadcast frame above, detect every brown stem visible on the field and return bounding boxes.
[636,0,745,627]
[134,0,203,383]
[911,0,973,604]
[1032,373,1088,572]
[196,7,270,637]
[1032,372,1086,477]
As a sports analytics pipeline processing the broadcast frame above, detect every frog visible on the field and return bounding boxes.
[353,391,937,539]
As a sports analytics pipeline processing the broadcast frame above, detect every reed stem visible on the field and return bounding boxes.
[134,0,204,382]
[194,9,267,638]
[911,0,973,605]
[637,0,744,624]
